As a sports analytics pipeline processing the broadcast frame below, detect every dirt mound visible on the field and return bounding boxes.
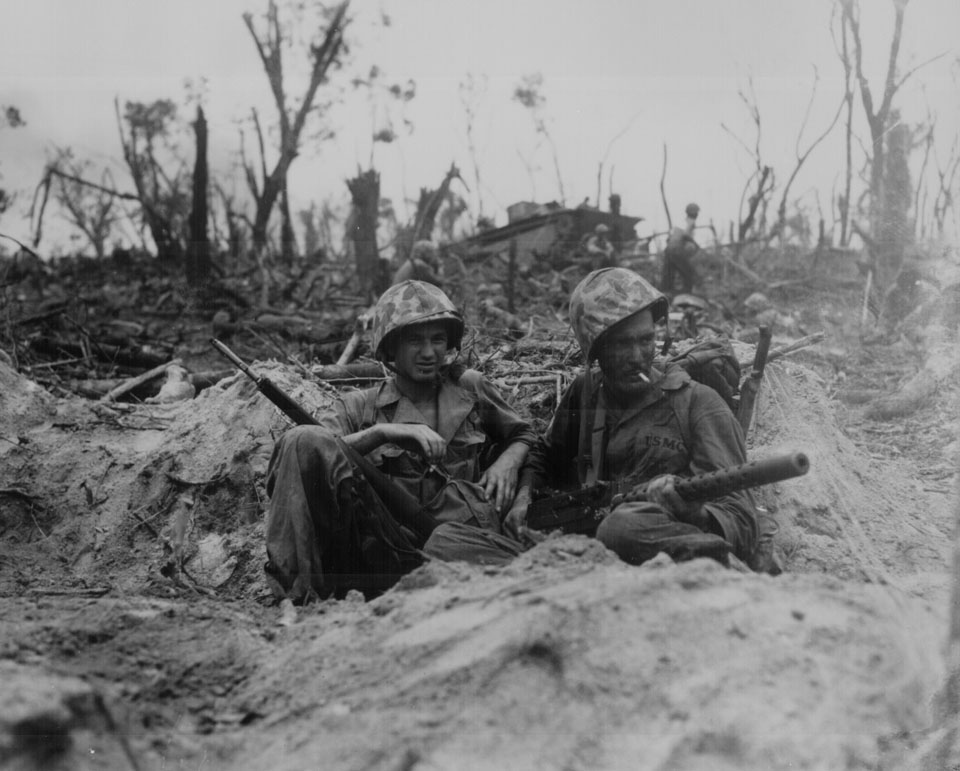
[0,343,956,770]
[229,552,943,771]
[0,361,334,598]
[748,358,953,591]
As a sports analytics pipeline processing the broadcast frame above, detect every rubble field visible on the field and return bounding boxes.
[1,247,959,770]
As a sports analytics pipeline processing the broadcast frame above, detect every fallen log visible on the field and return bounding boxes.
[30,337,170,369]
[735,332,826,370]
[767,332,827,363]
[101,359,183,403]
[209,313,351,346]
[64,369,233,399]
[311,361,384,382]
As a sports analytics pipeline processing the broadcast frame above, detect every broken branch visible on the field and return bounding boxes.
[100,358,184,403]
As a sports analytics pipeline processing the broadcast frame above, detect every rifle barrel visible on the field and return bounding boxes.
[674,451,809,501]
[211,338,257,380]
[210,338,319,426]
[750,325,773,378]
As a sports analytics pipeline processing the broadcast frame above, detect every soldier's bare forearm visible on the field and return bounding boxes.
[491,441,530,472]
[339,425,388,456]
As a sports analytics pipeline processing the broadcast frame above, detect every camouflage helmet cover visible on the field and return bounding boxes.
[371,280,464,361]
[569,268,668,361]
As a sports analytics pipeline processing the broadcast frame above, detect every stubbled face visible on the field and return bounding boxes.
[392,321,450,383]
[596,310,656,401]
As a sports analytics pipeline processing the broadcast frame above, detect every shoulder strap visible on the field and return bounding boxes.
[587,391,606,485]
[360,386,379,428]
[665,383,694,455]
[575,368,606,486]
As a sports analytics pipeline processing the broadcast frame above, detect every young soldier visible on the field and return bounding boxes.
[264,280,534,602]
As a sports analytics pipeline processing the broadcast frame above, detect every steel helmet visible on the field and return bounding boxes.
[685,202,700,219]
[569,268,668,361]
[595,223,610,234]
[371,280,464,362]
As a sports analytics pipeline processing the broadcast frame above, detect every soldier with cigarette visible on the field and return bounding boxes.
[430,268,759,567]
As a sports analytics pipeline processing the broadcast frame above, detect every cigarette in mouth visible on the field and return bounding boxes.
[637,372,650,383]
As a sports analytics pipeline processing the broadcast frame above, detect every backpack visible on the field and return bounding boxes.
[666,338,741,413]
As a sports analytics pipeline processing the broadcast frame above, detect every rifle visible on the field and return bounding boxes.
[211,338,318,427]
[526,451,810,536]
[211,338,437,543]
[737,325,772,434]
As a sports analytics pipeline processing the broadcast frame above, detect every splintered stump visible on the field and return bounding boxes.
[347,169,384,300]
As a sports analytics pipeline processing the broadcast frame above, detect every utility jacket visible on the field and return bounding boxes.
[522,363,757,557]
[319,369,536,526]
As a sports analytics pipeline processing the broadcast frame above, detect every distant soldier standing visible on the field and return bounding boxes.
[661,202,701,295]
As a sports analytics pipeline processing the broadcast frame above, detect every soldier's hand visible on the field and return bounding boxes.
[479,457,520,514]
[645,474,710,529]
[378,423,446,463]
[502,486,531,540]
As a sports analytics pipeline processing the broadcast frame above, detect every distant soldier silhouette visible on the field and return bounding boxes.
[661,202,701,295]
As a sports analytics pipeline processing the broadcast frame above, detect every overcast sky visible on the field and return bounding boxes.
[2,0,958,253]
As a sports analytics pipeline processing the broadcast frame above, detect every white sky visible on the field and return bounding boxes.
[1,0,958,253]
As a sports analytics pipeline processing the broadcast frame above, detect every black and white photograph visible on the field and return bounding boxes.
[1,1,959,768]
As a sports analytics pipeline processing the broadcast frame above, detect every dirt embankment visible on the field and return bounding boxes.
[1,314,958,769]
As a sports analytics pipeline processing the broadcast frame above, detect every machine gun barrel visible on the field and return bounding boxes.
[669,450,808,501]
[530,451,810,535]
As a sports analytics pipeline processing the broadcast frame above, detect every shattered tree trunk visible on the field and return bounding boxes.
[412,162,462,243]
[280,179,297,264]
[394,162,464,266]
[186,105,212,285]
[347,169,385,301]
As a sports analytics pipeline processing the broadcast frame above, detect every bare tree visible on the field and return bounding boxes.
[458,73,488,222]
[772,66,845,245]
[115,98,190,263]
[721,76,776,250]
[596,113,642,209]
[242,0,350,261]
[931,134,960,238]
[833,3,857,245]
[839,0,943,279]
[513,73,566,206]
[47,148,119,259]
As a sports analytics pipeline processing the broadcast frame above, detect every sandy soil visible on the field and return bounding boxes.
[1,269,958,770]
